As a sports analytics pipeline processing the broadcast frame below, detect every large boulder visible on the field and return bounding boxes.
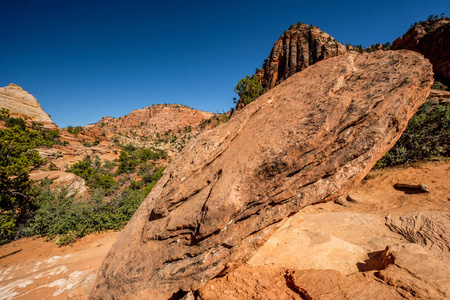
[91,50,433,299]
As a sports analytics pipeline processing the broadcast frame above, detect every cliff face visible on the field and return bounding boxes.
[0,84,57,129]
[393,18,450,84]
[258,23,347,90]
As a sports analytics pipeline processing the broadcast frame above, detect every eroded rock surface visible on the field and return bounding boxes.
[386,212,450,258]
[91,50,432,299]
[0,83,57,129]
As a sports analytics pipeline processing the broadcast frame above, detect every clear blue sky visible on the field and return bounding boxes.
[1,0,448,127]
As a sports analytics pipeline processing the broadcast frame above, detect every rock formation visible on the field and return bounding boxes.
[0,83,57,129]
[92,104,214,137]
[257,23,347,91]
[88,104,215,150]
[393,18,450,84]
[91,50,432,299]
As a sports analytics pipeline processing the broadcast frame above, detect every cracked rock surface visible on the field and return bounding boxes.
[91,50,433,299]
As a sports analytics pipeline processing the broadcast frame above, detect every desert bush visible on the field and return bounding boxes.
[116,146,167,175]
[24,186,148,245]
[66,125,84,135]
[68,157,117,193]
[376,100,449,168]
[431,81,448,91]
[0,110,56,244]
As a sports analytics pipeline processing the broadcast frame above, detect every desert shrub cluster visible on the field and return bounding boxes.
[23,184,147,245]
[376,98,449,167]
[0,110,167,245]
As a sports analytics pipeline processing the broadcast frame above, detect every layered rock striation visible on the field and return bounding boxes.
[393,18,450,84]
[257,23,347,91]
[91,50,432,299]
[0,83,57,129]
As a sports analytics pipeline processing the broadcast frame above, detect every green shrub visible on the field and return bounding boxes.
[24,186,148,245]
[116,146,167,175]
[68,157,117,193]
[116,150,138,174]
[0,110,55,244]
[431,81,448,91]
[67,126,84,135]
[376,100,449,168]
[234,75,263,108]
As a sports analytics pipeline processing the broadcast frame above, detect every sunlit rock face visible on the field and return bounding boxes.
[258,23,347,91]
[393,18,450,84]
[0,83,57,129]
[91,50,432,299]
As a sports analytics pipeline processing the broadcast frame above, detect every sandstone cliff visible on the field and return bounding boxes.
[257,22,347,91]
[0,84,57,129]
[393,18,450,84]
[91,50,433,299]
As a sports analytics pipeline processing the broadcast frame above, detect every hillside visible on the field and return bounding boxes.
[86,104,215,152]
[0,85,224,247]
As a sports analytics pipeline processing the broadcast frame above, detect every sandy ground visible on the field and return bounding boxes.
[248,161,450,272]
[0,161,449,299]
[0,231,119,300]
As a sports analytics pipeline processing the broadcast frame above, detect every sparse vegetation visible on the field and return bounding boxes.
[409,14,449,30]
[199,114,230,129]
[234,75,263,107]
[67,125,84,135]
[431,81,448,91]
[376,100,449,168]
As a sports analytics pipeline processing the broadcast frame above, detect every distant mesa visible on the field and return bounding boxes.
[0,83,58,129]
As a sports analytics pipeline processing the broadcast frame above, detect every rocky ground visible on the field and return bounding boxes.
[1,161,448,299]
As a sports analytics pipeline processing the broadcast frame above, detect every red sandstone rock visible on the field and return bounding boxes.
[258,23,346,91]
[91,50,432,299]
[393,18,450,84]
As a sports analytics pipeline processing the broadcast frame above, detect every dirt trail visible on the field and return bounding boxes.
[0,162,448,299]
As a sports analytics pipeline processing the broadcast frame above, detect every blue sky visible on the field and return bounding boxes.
[1,0,449,127]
